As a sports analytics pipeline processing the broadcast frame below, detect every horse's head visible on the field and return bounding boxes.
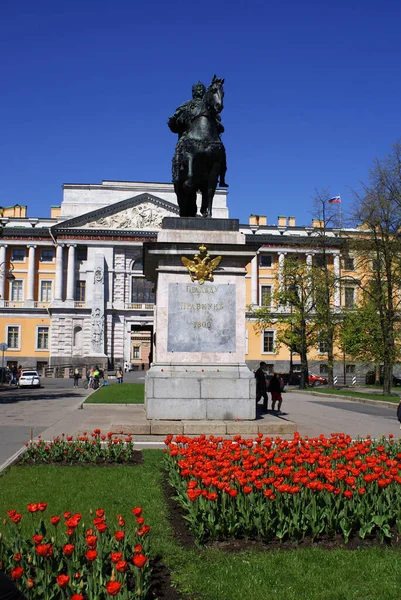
[205,74,225,115]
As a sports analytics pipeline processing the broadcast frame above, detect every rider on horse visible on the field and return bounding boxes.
[168,81,228,189]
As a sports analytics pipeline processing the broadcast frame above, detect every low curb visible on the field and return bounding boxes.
[0,445,27,475]
[295,390,398,410]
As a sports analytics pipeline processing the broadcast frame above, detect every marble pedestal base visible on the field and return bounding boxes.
[145,363,256,421]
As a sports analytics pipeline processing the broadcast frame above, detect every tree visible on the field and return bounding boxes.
[252,256,319,389]
[347,140,401,393]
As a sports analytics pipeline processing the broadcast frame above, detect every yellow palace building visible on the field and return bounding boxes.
[0,182,362,380]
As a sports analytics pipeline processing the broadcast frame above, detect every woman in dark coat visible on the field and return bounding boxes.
[268,373,283,414]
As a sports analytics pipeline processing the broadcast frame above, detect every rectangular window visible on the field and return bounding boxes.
[11,248,25,262]
[76,246,88,261]
[346,364,356,374]
[314,254,327,268]
[259,254,273,268]
[132,346,140,359]
[265,363,274,374]
[260,285,272,307]
[131,278,155,303]
[75,281,86,302]
[7,326,20,350]
[11,280,23,302]
[343,257,355,271]
[344,287,355,308]
[40,248,55,262]
[40,281,53,302]
[318,333,328,353]
[37,327,49,350]
[320,364,329,375]
[262,330,275,353]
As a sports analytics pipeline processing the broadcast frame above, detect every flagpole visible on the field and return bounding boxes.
[339,193,343,230]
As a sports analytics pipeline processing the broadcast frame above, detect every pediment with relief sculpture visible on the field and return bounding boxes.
[85,202,174,230]
[51,193,179,233]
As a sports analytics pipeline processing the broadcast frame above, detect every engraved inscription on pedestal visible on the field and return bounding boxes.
[167,282,236,352]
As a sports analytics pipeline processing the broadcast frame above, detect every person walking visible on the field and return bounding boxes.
[255,362,268,411]
[73,367,80,388]
[115,366,123,384]
[269,373,283,414]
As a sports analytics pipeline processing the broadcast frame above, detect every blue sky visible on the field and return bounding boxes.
[1,0,401,225]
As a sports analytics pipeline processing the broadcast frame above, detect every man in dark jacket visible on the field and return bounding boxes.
[255,362,268,411]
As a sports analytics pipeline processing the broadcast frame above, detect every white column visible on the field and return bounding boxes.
[278,252,286,292]
[55,245,64,301]
[0,245,7,301]
[26,245,36,302]
[334,254,340,307]
[251,255,258,305]
[66,244,76,301]
[305,253,313,309]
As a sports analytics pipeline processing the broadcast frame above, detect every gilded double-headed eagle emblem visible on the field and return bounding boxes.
[181,245,222,285]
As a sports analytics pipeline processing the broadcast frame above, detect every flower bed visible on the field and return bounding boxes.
[20,430,142,465]
[0,503,151,598]
[164,432,401,545]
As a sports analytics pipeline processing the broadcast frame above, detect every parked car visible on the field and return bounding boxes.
[379,374,401,386]
[265,374,285,392]
[18,370,41,388]
[285,372,327,386]
[308,373,328,387]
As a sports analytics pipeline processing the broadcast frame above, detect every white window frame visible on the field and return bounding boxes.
[259,254,274,269]
[6,324,21,350]
[260,284,273,308]
[40,248,55,263]
[10,279,24,302]
[40,280,53,303]
[261,329,276,354]
[36,326,49,351]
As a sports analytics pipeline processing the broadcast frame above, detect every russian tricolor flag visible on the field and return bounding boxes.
[328,196,341,204]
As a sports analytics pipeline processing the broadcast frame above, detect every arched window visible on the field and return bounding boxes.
[73,326,83,347]
[132,258,143,272]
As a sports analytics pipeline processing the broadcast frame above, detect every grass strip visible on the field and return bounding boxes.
[85,383,144,403]
[305,387,400,402]
[2,453,401,599]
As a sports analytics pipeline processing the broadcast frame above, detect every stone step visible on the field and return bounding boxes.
[111,417,297,437]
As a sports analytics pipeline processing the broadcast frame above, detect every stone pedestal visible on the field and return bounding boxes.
[144,218,258,421]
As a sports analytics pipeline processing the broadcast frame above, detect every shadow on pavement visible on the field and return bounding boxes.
[0,391,84,404]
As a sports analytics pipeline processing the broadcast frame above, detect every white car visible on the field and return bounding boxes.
[18,370,41,388]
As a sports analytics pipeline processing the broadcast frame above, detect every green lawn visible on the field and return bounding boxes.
[85,382,144,403]
[2,452,401,599]
[306,387,400,403]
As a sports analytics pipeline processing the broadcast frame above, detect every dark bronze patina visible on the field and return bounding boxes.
[168,75,228,218]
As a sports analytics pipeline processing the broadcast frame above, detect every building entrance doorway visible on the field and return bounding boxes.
[130,324,153,370]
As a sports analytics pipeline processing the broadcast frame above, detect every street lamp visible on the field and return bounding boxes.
[0,261,15,285]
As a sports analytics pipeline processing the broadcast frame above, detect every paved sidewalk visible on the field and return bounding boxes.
[38,402,296,440]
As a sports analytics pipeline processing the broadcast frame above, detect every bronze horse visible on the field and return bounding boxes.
[170,76,226,218]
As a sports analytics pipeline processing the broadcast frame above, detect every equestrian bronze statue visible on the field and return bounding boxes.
[168,75,228,218]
